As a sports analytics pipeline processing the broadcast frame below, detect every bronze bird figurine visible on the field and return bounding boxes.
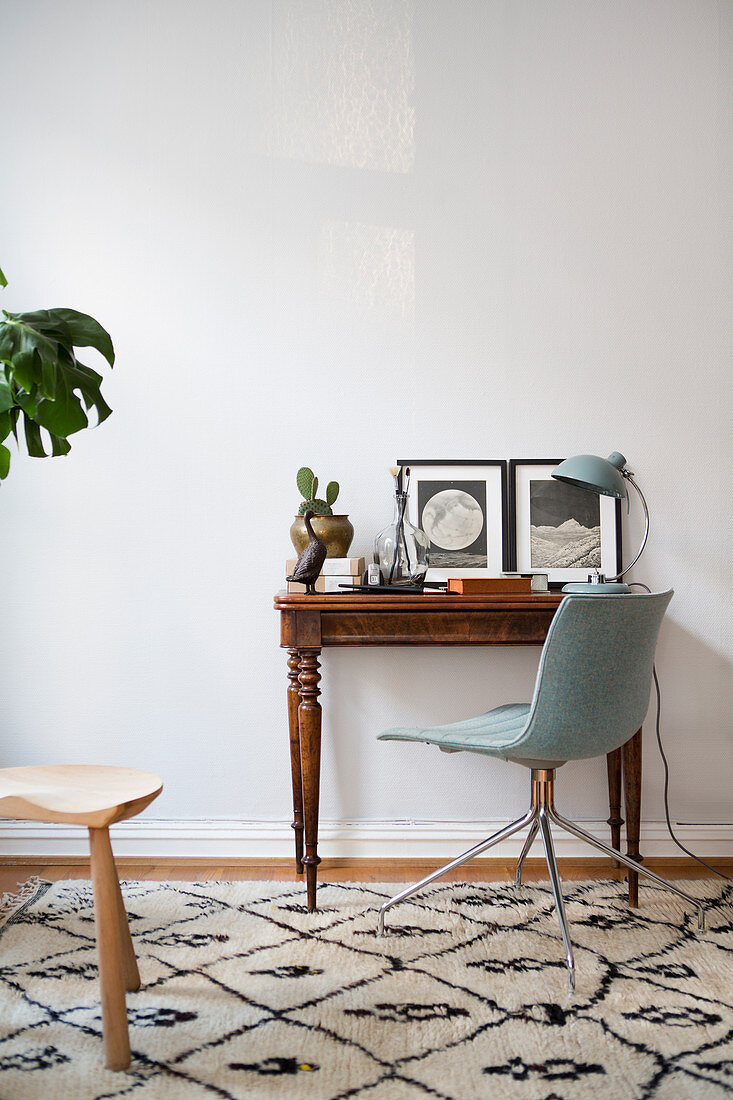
[287,510,327,594]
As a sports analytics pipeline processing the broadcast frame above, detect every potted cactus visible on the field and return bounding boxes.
[289,466,354,557]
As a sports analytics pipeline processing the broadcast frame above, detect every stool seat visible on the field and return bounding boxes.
[0,765,162,828]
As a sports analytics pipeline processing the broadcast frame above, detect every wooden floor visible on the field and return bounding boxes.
[1,857,730,897]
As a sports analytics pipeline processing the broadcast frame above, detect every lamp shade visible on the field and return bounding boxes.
[552,452,628,501]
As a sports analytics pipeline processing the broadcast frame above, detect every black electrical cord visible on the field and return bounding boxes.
[651,664,730,880]
[628,583,731,881]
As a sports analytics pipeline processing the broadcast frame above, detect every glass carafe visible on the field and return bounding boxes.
[374,490,430,586]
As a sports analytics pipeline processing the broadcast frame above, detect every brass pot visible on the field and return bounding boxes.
[289,514,354,558]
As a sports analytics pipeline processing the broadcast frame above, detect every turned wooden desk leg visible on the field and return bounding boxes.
[286,649,305,874]
[298,648,322,912]
[623,728,643,907]
[606,747,623,866]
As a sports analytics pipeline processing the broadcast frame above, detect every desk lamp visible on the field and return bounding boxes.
[551,451,649,593]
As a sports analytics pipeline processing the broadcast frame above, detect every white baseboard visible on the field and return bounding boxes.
[0,819,731,861]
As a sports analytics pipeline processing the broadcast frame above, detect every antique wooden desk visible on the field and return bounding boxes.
[274,590,642,911]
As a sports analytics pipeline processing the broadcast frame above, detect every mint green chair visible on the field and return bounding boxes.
[377,591,705,989]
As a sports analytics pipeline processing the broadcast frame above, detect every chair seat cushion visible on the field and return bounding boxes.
[379,703,533,757]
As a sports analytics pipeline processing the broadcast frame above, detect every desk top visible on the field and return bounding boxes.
[274,590,564,612]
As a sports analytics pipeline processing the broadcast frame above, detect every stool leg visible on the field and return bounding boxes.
[89,827,131,1070]
[111,867,140,991]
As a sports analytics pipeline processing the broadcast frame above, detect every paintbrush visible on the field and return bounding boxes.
[389,465,400,494]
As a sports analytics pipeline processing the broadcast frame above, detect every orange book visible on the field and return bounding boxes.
[447,577,533,595]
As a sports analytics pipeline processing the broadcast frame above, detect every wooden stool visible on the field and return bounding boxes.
[0,765,163,1070]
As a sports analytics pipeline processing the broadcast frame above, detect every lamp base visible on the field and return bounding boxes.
[561,581,631,594]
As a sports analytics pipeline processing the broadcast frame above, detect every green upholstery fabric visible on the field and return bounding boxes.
[379,591,672,764]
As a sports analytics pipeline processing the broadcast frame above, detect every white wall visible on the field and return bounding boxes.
[1,0,731,854]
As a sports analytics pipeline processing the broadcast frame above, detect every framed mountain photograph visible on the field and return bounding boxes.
[508,459,621,587]
[397,460,509,580]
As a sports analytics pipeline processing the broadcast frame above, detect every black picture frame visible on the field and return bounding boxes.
[508,458,622,587]
[396,459,510,578]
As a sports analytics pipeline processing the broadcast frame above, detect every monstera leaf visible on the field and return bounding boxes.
[0,302,114,480]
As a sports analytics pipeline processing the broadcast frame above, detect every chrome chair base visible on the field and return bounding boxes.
[376,769,706,992]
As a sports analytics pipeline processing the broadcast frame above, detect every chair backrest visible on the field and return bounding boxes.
[512,590,673,762]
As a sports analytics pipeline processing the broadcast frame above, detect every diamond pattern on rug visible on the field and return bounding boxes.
[178,1015,383,1100]
[0,878,731,1099]
[413,1014,662,1100]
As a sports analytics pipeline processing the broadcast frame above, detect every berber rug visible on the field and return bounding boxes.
[0,877,731,1099]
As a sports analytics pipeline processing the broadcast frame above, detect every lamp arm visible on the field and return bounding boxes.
[610,472,649,581]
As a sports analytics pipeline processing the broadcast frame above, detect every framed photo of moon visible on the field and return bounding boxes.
[397,460,509,580]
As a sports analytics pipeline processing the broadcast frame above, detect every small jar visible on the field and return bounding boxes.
[374,490,430,586]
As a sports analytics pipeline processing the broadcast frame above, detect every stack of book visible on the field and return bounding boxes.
[286,556,366,594]
[446,575,549,594]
